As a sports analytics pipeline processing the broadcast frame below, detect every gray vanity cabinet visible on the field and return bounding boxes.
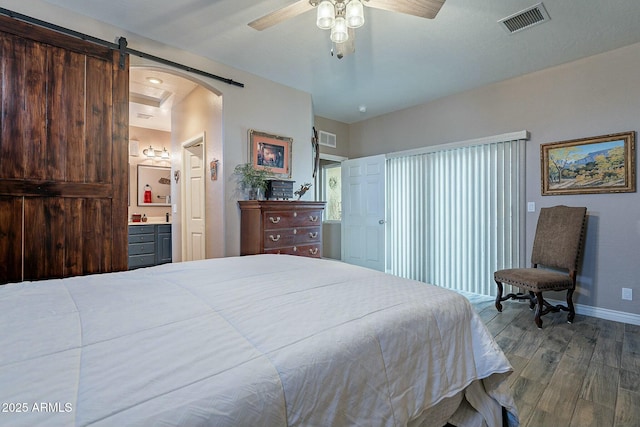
[128,224,172,269]
[156,224,172,265]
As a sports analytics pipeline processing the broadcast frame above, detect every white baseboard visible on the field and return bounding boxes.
[546,298,640,326]
[454,290,640,326]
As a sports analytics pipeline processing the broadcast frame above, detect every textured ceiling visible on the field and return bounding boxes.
[36,0,640,124]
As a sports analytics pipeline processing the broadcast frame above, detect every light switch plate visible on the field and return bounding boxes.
[527,202,535,212]
[622,288,633,301]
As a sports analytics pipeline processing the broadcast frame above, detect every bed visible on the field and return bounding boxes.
[0,254,518,427]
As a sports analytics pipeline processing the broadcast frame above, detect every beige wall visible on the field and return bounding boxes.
[314,116,350,158]
[349,42,640,317]
[171,86,224,261]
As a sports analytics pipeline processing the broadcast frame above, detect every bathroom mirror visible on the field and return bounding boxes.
[137,165,171,206]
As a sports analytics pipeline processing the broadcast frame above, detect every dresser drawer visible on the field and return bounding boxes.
[129,242,155,255]
[263,209,323,229]
[128,233,155,244]
[295,210,323,226]
[263,230,295,249]
[157,224,171,234]
[128,254,156,269]
[263,211,296,229]
[293,226,321,244]
[264,243,321,258]
[129,225,155,234]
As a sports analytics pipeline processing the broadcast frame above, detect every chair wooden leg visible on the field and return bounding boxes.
[534,292,544,329]
[495,280,504,312]
[528,291,536,310]
[566,288,575,323]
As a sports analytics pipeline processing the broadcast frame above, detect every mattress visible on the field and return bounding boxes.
[0,254,518,426]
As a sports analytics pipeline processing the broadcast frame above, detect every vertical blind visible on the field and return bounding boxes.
[386,132,528,296]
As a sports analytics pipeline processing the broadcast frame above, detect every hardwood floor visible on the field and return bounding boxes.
[466,294,640,427]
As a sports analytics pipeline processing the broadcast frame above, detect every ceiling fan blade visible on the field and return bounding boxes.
[248,1,315,31]
[365,0,446,19]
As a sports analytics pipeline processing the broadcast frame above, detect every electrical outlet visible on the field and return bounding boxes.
[622,288,633,301]
[527,202,535,212]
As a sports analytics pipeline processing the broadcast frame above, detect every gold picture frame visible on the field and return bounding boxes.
[541,131,636,195]
[248,129,292,179]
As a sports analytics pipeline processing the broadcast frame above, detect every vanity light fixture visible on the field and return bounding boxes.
[143,145,155,158]
[142,145,171,159]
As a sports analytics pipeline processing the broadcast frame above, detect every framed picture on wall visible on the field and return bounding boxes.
[249,129,292,179]
[541,131,636,195]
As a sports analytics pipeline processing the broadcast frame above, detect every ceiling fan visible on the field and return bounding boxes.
[249,0,446,58]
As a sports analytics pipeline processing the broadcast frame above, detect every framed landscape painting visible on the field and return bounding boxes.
[541,131,636,195]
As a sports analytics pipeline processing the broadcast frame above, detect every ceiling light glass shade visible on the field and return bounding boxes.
[330,16,349,43]
[316,1,336,30]
[346,0,365,28]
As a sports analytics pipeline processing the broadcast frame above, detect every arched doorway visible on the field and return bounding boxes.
[129,66,224,262]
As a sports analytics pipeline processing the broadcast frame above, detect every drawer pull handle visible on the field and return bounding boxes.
[269,216,281,224]
[309,248,319,255]
[309,232,318,238]
[269,234,281,242]
[309,215,319,222]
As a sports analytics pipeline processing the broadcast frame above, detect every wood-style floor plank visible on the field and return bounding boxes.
[614,389,640,427]
[569,398,615,427]
[465,294,640,427]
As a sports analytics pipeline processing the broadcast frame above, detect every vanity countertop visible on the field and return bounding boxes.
[129,220,172,226]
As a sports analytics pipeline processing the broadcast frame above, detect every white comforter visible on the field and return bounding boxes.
[0,255,517,427]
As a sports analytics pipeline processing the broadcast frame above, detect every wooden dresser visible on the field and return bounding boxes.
[239,201,326,258]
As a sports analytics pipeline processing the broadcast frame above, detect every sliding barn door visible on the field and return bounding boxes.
[0,15,129,283]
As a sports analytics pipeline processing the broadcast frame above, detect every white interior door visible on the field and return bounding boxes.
[182,134,206,261]
[341,155,386,271]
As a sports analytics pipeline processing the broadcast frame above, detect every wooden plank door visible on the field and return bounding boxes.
[0,15,129,283]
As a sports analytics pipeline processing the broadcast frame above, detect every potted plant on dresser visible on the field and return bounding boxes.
[234,163,273,200]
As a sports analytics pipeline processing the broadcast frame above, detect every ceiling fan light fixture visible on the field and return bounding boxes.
[330,16,349,43]
[346,0,365,28]
[316,1,336,30]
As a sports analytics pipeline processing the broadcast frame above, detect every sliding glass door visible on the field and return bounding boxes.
[386,133,528,296]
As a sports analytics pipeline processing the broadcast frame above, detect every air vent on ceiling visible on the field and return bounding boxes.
[499,2,550,34]
[318,130,337,148]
